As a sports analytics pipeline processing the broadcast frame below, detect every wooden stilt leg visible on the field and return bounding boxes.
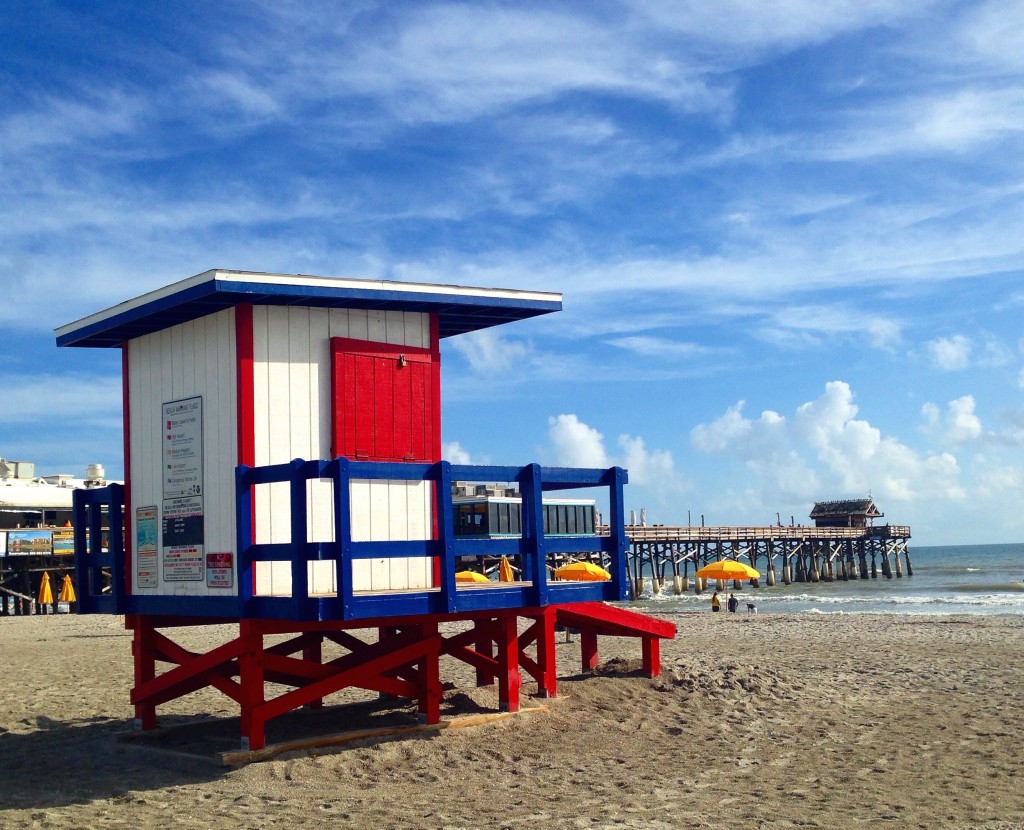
[496,615,521,712]
[580,629,599,672]
[474,619,495,686]
[418,623,442,724]
[535,608,557,698]
[130,614,157,730]
[641,635,661,678]
[304,633,324,710]
[238,621,266,751]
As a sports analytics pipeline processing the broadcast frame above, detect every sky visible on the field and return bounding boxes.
[2,1,1024,545]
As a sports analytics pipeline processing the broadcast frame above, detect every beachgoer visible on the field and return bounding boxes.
[711,591,720,612]
[727,593,738,613]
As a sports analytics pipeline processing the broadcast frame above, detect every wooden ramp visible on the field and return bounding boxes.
[555,602,676,678]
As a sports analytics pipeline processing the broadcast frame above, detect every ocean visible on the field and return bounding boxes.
[626,542,1024,616]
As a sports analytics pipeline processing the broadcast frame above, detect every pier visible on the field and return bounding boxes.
[622,522,912,596]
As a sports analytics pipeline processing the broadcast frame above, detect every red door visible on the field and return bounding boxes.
[331,338,440,463]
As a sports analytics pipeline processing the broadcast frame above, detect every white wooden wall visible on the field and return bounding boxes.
[251,306,434,597]
[126,308,237,596]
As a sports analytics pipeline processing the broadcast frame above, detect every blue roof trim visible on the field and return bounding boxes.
[56,273,562,348]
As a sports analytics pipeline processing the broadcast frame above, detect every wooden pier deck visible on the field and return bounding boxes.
[616,523,912,595]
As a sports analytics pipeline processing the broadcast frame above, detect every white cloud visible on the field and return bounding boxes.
[545,414,685,494]
[928,335,973,370]
[944,395,983,444]
[546,414,609,468]
[447,328,533,375]
[693,381,965,504]
[442,441,473,464]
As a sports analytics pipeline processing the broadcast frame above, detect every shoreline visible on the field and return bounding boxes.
[2,612,1022,828]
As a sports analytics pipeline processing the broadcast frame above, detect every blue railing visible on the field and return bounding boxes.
[72,483,125,615]
[73,461,629,621]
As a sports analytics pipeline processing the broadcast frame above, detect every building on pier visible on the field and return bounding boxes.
[809,498,882,529]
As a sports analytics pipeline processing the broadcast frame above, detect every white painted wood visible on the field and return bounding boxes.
[126,308,238,597]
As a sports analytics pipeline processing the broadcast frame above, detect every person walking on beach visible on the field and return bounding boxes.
[727,593,738,613]
[711,590,721,612]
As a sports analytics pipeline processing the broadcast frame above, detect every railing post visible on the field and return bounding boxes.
[331,457,353,618]
[607,466,629,602]
[236,465,254,608]
[72,489,90,613]
[107,483,125,615]
[518,463,547,607]
[289,458,310,612]
[435,461,457,613]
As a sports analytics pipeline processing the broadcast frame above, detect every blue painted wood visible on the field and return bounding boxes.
[73,460,630,621]
[57,271,562,348]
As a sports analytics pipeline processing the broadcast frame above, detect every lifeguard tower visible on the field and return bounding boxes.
[56,269,674,752]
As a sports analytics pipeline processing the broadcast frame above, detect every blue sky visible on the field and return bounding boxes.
[2,1,1023,544]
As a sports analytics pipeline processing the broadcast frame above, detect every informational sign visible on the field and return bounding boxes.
[6,530,52,556]
[163,396,203,499]
[52,530,75,556]
[206,552,234,588]
[136,505,159,589]
[162,496,204,547]
[163,545,203,582]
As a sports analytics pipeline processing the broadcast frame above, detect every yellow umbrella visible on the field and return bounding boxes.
[455,570,490,584]
[499,556,515,582]
[554,561,611,582]
[58,574,77,603]
[695,560,760,581]
[38,572,54,605]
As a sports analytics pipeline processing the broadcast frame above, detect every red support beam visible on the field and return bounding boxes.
[129,615,157,729]
[495,615,521,713]
[580,629,599,672]
[533,608,557,698]
[238,621,266,750]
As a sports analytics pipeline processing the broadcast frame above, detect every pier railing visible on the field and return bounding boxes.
[610,524,911,542]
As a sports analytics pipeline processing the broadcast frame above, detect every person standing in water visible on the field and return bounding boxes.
[711,590,721,612]
[727,593,738,613]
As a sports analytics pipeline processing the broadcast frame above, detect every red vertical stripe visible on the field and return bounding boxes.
[235,303,255,467]
[235,304,256,595]
[429,314,441,460]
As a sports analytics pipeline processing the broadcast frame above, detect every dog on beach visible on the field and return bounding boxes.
[746,602,757,614]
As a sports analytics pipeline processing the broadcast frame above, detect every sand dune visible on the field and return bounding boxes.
[1,612,1022,829]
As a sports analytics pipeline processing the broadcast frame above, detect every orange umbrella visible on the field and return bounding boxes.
[499,556,515,582]
[554,561,611,581]
[455,570,490,584]
[695,560,760,581]
[38,572,54,605]
[58,574,76,603]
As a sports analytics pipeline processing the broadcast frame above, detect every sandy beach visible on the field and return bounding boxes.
[1,611,1022,829]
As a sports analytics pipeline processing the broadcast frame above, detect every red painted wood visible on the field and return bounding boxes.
[302,635,324,709]
[417,621,442,724]
[238,621,266,750]
[535,608,557,698]
[641,636,661,678]
[331,337,438,464]
[496,615,521,712]
[580,630,599,672]
[235,303,255,467]
[472,619,496,686]
[129,615,157,729]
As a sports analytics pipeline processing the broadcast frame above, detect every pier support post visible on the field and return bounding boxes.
[904,549,914,577]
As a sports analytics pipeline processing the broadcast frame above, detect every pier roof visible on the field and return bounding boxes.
[55,269,563,348]
[809,499,881,518]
